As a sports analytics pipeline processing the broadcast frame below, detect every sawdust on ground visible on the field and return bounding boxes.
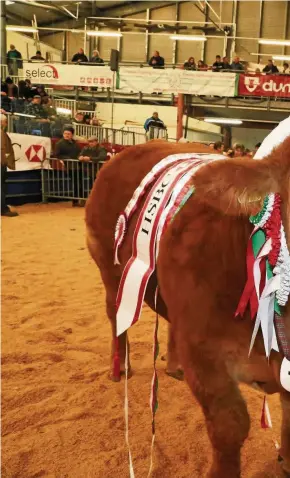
[1,203,284,478]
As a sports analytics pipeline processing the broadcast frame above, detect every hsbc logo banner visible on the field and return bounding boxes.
[7,133,51,171]
[239,74,290,98]
[22,63,114,87]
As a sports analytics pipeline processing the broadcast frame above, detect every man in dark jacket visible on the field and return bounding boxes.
[148,51,165,69]
[30,51,45,61]
[263,59,279,74]
[79,136,107,166]
[144,111,166,132]
[212,55,224,72]
[71,48,88,63]
[55,127,80,159]
[231,56,244,71]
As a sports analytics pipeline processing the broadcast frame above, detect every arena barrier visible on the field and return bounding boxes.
[148,126,168,140]
[41,158,105,202]
[72,123,146,145]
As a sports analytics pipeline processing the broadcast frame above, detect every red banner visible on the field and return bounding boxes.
[239,74,290,98]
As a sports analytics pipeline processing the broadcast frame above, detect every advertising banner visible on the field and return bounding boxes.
[118,68,237,96]
[239,74,290,97]
[22,63,114,88]
[8,133,51,171]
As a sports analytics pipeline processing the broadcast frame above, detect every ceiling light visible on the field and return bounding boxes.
[86,31,122,37]
[273,55,290,61]
[170,35,207,41]
[259,39,290,47]
[6,25,38,33]
[204,118,243,125]
[5,1,15,5]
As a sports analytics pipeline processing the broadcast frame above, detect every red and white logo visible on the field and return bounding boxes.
[244,76,261,93]
[25,145,47,163]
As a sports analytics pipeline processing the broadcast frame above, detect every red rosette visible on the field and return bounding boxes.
[264,193,281,267]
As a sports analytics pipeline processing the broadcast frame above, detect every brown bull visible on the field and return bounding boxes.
[85,139,290,478]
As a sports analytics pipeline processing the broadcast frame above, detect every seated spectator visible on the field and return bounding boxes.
[212,55,223,72]
[213,141,224,153]
[255,68,261,75]
[222,56,231,71]
[18,80,33,100]
[42,97,57,119]
[244,148,252,158]
[183,57,196,70]
[233,143,245,157]
[54,126,80,159]
[35,85,48,102]
[148,51,165,69]
[79,136,107,165]
[197,60,208,71]
[90,50,104,65]
[282,62,290,74]
[83,114,91,125]
[0,85,11,113]
[263,59,279,74]
[73,112,85,124]
[252,142,261,156]
[90,117,103,126]
[231,56,244,71]
[30,50,45,61]
[71,48,88,63]
[144,111,165,132]
[25,95,49,120]
[5,77,18,98]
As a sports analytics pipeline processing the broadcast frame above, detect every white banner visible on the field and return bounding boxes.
[22,62,114,88]
[118,67,237,96]
[8,133,51,171]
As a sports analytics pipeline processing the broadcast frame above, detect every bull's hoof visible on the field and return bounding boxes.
[166,369,184,381]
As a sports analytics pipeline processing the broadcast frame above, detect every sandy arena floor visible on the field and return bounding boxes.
[1,203,286,478]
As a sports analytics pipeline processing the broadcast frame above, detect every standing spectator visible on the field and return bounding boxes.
[282,62,290,74]
[231,56,244,71]
[30,50,45,61]
[197,60,208,71]
[144,111,165,132]
[5,77,18,98]
[79,136,107,165]
[222,56,231,71]
[212,55,223,72]
[90,50,104,65]
[263,59,279,74]
[7,45,22,75]
[54,127,80,160]
[71,48,88,63]
[1,114,18,217]
[148,51,165,69]
[213,141,224,153]
[18,80,33,100]
[183,57,196,70]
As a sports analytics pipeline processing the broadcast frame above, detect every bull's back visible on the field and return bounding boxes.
[85,140,213,249]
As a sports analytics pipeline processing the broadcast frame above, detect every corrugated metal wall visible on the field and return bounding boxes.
[41,1,289,67]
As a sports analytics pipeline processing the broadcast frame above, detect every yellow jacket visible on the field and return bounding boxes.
[1,129,15,170]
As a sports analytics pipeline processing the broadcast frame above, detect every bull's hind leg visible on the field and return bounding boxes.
[179,344,250,478]
[87,230,131,381]
[165,325,184,381]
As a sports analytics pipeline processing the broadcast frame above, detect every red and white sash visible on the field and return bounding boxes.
[115,153,224,337]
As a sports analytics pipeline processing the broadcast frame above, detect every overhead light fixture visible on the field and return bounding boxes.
[6,25,38,33]
[86,31,122,37]
[5,1,15,5]
[170,35,207,41]
[204,118,243,125]
[273,55,290,61]
[259,39,290,47]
